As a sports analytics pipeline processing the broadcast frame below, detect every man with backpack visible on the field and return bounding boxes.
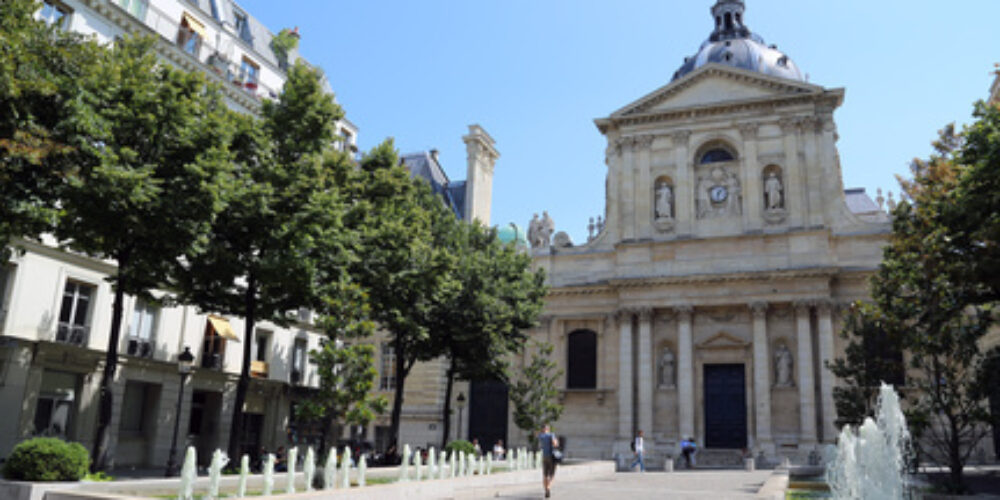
[629,430,646,472]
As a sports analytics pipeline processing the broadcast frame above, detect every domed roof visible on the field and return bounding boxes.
[672,0,804,82]
[497,223,528,248]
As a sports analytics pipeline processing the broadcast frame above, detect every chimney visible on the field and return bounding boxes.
[429,149,440,164]
[462,125,500,225]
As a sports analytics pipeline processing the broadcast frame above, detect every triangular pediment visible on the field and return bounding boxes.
[611,64,824,118]
[697,331,749,350]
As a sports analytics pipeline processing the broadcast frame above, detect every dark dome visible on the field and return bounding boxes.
[672,0,804,82]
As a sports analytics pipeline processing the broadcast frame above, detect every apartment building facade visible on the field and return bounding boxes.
[0,0,357,468]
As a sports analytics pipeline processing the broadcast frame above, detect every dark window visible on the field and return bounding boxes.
[208,0,220,20]
[177,14,203,56]
[724,12,733,30]
[39,0,72,28]
[291,338,307,384]
[57,281,94,345]
[567,330,598,389]
[233,10,252,43]
[379,342,396,390]
[700,148,735,164]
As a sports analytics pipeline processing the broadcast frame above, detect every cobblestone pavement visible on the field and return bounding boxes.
[456,470,774,500]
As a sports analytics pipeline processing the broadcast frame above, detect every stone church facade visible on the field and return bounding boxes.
[516,0,891,463]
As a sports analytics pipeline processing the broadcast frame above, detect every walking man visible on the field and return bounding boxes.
[539,424,559,498]
[630,430,646,472]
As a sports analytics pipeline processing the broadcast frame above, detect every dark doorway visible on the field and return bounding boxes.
[239,413,264,459]
[703,364,747,449]
[468,378,508,452]
[991,384,1000,460]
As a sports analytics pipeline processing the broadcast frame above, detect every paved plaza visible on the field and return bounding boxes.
[456,470,775,500]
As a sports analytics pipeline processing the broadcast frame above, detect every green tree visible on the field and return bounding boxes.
[337,141,459,446]
[172,61,347,461]
[0,0,100,257]
[51,36,236,470]
[830,120,995,493]
[509,342,564,448]
[429,222,547,448]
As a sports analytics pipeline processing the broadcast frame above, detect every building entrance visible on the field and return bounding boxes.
[703,364,747,449]
[468,378,508,452]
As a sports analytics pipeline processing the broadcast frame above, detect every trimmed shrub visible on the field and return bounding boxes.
[3,437,90,481]
[444,439,476,456]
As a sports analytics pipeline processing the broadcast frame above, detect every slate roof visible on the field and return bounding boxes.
[401,152,465,220]
[844,188,881,214]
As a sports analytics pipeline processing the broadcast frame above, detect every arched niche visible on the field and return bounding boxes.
[762,164,788,223]
[693,140,742,219]
[652,175,675,231]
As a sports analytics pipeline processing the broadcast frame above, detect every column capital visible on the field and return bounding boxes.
[615,308,634,322]
[793,300,813,314]
[814,299,834,315]
[750,301,768,318]
[674,304,694,321]
[637,307,653,322]
[671,130,692,147]
[778,117,801,134]
[739,122,760,140]
[537,315,554,331]
[635,134,655,150]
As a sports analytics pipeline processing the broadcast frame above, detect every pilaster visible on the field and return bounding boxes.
[635,135,655,240]
[620,137,637,241]
[605,141,623,242]
[636,307,653,434]
[740,123,761,231]
[750,301,773,452]
[675,305,695,440]
[617,308,634,438]
[794,301,816,445]
[672,131,693,236]
[779,118,805,228]
[816,300,837,442]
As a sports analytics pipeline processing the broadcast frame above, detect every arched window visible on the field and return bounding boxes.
[700,148,735,164]
[566,330,597,389]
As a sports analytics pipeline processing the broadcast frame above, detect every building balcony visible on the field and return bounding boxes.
[250,360,268,379]
[55,323,88,346]
[126,337,153,358]
[201,353,223,370]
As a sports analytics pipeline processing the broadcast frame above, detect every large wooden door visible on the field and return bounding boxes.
[468,378,508,450]
[703,364,747,449]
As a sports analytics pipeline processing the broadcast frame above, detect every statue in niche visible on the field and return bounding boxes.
[655,182,674,220]
[726,170,742,215]
[765,171,784,210]
[774,343,793,387]
[658,347,675,387]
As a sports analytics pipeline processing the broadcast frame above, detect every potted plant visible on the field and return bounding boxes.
[270,27,299,70]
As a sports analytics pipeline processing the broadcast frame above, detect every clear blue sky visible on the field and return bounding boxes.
[239,0,998,243]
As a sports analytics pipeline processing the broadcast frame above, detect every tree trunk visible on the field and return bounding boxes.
[948,415,965,492]
[227,274,256,461]
[440,360,456,449]
[91,261,128,471]
[388,336,408,449]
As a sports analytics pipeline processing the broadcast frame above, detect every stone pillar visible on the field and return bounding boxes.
[605,141,623,243]
[636,307,654,435]
[635,136,655,240]
[676,305,695,441]
[620,138,637,241]
[739,123,761,231]
[816,301,837,442]
[672,131,693,236]
[617,309,634,438]
[795,301,817,445]
[750,302,773,452]
[779,118,805,228]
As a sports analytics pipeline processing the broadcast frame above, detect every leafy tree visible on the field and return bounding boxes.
[509,342,563,448]
[336,141,459,446]
[830,119,995,493]
[0,0,100,257]
[429,222,547,448]
[50,36,235,471]
[172,61,347,461]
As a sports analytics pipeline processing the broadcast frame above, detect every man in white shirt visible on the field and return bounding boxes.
[629,430,646,472]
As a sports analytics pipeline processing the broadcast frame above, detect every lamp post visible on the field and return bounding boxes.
[456,392,466,441]
[165,346,195,477]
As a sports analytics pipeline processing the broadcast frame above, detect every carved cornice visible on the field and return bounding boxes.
[606,266,840,290]
[778,117,801,134]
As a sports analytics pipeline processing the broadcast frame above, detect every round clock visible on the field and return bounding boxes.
[710,185,728,203]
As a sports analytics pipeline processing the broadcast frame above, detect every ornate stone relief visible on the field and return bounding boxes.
[773,342,794,388]
[696,166,742,219]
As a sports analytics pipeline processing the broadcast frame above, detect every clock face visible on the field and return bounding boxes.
[710,185,728,203]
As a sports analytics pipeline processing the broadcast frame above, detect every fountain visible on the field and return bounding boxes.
[340,447,351,489]
[449,451,456,478]
[415,449,423,480]
[439,450,448,480]
[208,449,229,500]
[263,454,275,497]
[478,455,485,475]
[304,447,315,491]
[179,446,196,500]
[428,446,437,478]
[359,455,367,487]
[286,447,298,494]
[486,453,493,475]
[400,444,411,482]
[324,448,337,489]
[237,454,249,498]
[826,383,911,500]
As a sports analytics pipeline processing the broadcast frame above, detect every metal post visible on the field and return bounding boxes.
[165,371,189,477]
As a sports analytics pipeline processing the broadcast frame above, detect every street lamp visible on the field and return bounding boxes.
[456,392,466,441]
[165,346,195,477]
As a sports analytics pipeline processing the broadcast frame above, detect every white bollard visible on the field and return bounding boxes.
[664,457,674,472]
[745,458,755,472]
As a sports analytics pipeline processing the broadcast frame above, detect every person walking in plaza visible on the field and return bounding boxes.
[630,430,646,472]
[538,424,559,498]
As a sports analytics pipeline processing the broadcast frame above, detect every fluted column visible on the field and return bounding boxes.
[676,305,695,440]
[816,301,837,442]
[636,308,654,434]
[617,309,634,438]
[795,301,817,444]
[750,302,773,452]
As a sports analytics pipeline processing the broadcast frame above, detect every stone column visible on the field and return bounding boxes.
[617,309,634,438]
[620,137,637,241]
[795,301,817,445]
[750,302,773,452]
[739,123,761,231]
[779,118,805,228]
[635,135,655,240]
[676,305,695,441]
[636,307,654,434]
[672,131,693,236]
[604,141,623,243]
[816,301,837,442]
